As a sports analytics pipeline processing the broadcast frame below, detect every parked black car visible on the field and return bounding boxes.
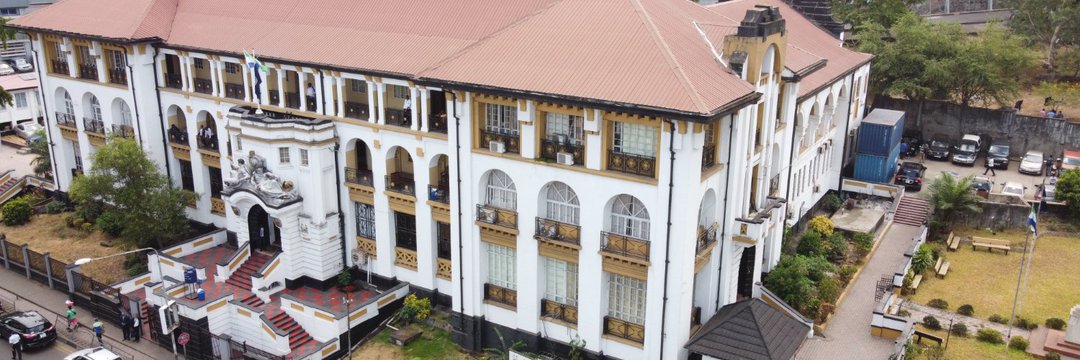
[0,311,57,349]
[925,134,951,161]
[895,162,927,191]
[986,141,1010,170]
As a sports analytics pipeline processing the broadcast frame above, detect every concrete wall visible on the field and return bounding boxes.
[952,195,1032,230]
[874,97,1080,158]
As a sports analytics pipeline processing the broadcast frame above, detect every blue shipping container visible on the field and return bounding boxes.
[854,143,902,184]
[856,109,906,156]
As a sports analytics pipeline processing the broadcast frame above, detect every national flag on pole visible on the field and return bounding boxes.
[1027,205,1038,236]
[243,50,268,101]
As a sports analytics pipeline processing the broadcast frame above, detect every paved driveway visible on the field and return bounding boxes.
[905,155,1052,200]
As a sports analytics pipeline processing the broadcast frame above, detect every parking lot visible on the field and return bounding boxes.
[900,153,1055,201]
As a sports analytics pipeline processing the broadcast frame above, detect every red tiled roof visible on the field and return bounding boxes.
[12,0,175,41]
[0,73,39,91]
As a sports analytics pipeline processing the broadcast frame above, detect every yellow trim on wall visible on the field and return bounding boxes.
[236,308,251,318]
[377,293,398,307]
[207,300,227,312]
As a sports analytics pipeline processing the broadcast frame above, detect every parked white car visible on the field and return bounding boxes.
[64,347,121,360]
[1000,181,1026,198]
[14,121,42,140]
[0,63,13,75]
[12,58,31,72]
[1018,150,1045,175]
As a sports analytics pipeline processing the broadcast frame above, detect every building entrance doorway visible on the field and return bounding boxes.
[247,205,280,251]
[737,246,756,300]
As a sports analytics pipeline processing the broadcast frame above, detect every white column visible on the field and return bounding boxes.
[178,56,189,92]
[63,39,76,77]
[241,63,251,102]
[298,71,308,112]
[336,77,345,118]
[92,42,105,83]
[366,81,376,123]
[259,68,270,106]
[156,55,166,89]
[409,86,419,131]
[276,69,285,108]
[376,82,386,125]
[420,88,430,132]
[209,60,220,97]
[315,73,325,115]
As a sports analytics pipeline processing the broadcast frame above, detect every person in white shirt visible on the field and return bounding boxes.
[8,332,20,360]
[306,83,316,108]
[402,94,412,124]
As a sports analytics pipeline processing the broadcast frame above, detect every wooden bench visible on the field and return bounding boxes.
[935,258,950,279]
[971,236,1011,255]
[946,232,960,251]
[908,274,924,294]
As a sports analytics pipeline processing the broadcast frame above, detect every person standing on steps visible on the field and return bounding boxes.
[93,318,104,347]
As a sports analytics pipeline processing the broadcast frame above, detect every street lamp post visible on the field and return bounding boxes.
[75,247,178,359]
[343,295,353,359]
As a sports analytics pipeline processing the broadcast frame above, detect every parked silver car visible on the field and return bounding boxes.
[14,121,42,141]
[1018,150,1045,175]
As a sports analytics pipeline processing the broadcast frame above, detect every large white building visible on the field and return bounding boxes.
[12,0,870,359]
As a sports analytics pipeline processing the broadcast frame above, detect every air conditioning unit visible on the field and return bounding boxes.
[556,152,574,165]
[488,141,506,153]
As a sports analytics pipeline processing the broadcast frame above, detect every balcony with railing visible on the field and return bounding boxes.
[224,83,244,100]
[429,112,448,134]
[539,138,584,166]
[50,59,69,75]
[82,117,104,134]
[193,78,213,95]
[77,63,98,81]
[696,224,718,255]
[607,151,655,178]
[702,144,716,170]
[476,204,518,230]
[284,92,300,109]
[534,217,580,246]
[111,124,134,138]
[164,73,182,89]
[484,283,517,308]
[385,173,415,196]
[479,130,520,154]
[55,112,77,129]
[394,247,418,270]
[108,69,127,86]
[343,101,371,120]
[541,299,578,325]
[345,167,374,188]
[601,232,650,263]
[604,316,645,344]
[769,174,781,197]
[427,185,449,205]
[436,258,452,280]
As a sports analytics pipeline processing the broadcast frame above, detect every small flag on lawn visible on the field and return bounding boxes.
[1027,205,1038,236]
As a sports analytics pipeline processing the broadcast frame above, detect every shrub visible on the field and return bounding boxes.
[957,304,974,316]
[1,197,33,226]
[95,211,125,237]
[79,222,93,233]
[399,294,432,324]
[337,270,352,287]
[923,315,942,330]
[818,277,841,303]
[1047,352,1062,360]
[927,298,949,310]
[838,265,858,285]
[797,231,825,257]
[45,200,66,214]
[976,328,1004,344]
[950,323,968,337]
[826,232,847,261]
[1009,336,1030,351]
[911,245,935,274]
[989,314,1008,324]
[853,232,874,253]
[72,217,85,228]
[1014,317,1038,330]
[898,309,911,317]
[64,214,76,227]
[817,303,836,322]
[1046,318,1067,330]
[808,216,835,236]
[822,193,843,212]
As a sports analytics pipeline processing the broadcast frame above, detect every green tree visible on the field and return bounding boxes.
[832,0,921,30]
[29,130,51,178]
[940,23,1033,127]
[69,137,188,248]
[763,255,836,315]
[911,245,935,274]
[928,172,983,231]
[858,14,962,132]
[1056,168,1080,215]
[1005,0,1080,80]
[0,18,17,107]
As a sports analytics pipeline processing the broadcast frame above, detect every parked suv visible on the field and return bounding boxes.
[894,162,927,191]
[986,141,1010,170]
[951,134,981,166]
[0,311,57,350]
[925,134,951,161]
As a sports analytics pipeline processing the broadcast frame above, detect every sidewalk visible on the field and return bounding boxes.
[900,299,1031,339]
[0,266,181,359]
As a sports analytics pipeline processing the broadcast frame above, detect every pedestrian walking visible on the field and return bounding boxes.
[131,316,141,342]
[120,313,132,341]
[983,160,996,176]
[92,318,104,347]
[66,307,77,331]
[7,332,20,360]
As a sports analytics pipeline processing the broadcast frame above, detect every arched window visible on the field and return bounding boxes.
[63,92,74,115]
[118,102,132,126]
[610,195,649,240]
[542,182,579,225]
[485,170,516,210]
[89,96,101,120]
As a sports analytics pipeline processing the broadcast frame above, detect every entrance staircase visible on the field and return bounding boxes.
[226,252,272,307]
[0,175,22,204]
[268,310,315,352]
[894,196,930,227]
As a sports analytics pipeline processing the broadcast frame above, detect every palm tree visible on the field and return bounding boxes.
[0,18,19,107]
[29,129,50,178]
[927,172,982,230]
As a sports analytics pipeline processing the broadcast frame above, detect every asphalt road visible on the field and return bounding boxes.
[14,339,78,359]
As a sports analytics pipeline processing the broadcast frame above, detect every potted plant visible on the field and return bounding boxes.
[337,270,355,293]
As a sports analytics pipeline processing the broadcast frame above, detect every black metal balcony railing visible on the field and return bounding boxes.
[534,217,580,245]
[268,91,280,106]
[428,185,450,204]
[604,316,645,344]
[702,144,716,170]
[164,74,182,89]
[541,299,578,325]
[385,108,410,128]
[82,118,104,134]
[51,59,69,75]
[344,167,374,187]
[429,113,448,134]
[167,127,188,145]
[385,173,415,196]
[484,283,517,308]
[601,231,650,261]
[539,138,584,165]
[479,129,520,154]
[55,112,77,128]
[284,92,300,109]
[193,78,213,95]
[197,135,219,152]
[224,83,244,100]
[769,175,781,196]
[607,151,655,178]
[108,69,127,86]
[476,204,518,229]
[78,63,98,80]
[697,224,718,253]
[111,124,134,138]
[344,101,370,120]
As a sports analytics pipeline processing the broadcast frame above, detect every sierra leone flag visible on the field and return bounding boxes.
[1027,205,1038,236]
[243,50,268,101]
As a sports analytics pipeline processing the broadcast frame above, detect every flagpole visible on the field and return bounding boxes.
[1006,202,1039,358]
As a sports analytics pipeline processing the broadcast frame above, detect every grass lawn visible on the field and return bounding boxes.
[351,323,475,360]
[0,213,128,283]
[911,324,1034,359]
[910,229,1080,325]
